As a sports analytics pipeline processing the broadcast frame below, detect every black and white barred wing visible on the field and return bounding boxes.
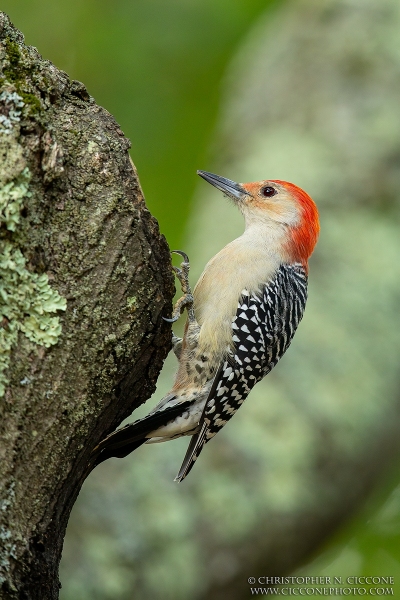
[175,263,308,482]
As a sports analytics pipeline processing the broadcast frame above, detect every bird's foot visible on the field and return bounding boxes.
[163,251,195,323]
[171,250,191,294]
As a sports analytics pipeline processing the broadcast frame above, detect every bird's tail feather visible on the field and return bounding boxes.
[92,399,193,467]
[174,422,208,482]
[93,438,147,467]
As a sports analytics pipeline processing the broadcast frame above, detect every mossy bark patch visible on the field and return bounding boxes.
[0,90,67,396]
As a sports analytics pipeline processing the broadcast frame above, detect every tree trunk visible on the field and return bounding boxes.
[0,13,173,599]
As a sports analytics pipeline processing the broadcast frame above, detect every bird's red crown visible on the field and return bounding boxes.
[272,180,320,268]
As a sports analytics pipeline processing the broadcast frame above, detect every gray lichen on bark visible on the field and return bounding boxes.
[0,12,173,599]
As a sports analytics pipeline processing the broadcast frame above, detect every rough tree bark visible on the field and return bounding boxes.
[0,13,174,599]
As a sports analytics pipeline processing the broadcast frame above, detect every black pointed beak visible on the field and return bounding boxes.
[197,170,249,200]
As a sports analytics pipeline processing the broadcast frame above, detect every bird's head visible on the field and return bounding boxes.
[197,170,320,264]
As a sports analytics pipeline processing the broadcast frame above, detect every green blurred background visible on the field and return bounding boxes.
[4,0,400,598]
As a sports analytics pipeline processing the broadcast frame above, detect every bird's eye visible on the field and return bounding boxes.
[261,186,277,198]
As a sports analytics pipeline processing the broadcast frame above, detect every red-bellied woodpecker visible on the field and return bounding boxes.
[92,171,320,481]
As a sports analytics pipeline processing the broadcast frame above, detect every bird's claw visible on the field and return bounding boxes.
[163,293,194,323]
[163,315,180,323]
[171,250,189,264]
